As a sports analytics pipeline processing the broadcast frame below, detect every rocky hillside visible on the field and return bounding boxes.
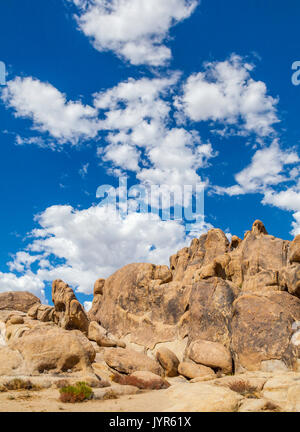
[1,219,300,412]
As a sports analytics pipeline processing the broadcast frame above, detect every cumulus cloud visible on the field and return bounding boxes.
[94,75,215,190]
[70,0,199,66]
[0,271,46,301]
[263,186,300,236]
[2,204,212,295]
[215,140,299,196]
[214,140,300,237]
[1,77,99,145]
[176,54,279,136]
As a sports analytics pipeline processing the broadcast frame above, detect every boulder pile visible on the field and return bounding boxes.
[1,220,300,411]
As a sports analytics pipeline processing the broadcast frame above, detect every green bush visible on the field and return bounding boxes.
[59,381,93,403]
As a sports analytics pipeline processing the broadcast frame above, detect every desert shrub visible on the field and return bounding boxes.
[4,378,37,391]
[228,380,258,397]
[59,381,93,403]
[112,373,170,390]
[262,401,281,412]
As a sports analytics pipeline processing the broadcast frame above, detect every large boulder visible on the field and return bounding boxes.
[88,279,105,322]
[178,361,215,380]
[94,263,189,348]
[164,382,242,412]
[170,229,230,284]
[188,277,238,347]
[9,325,95,375]
[289,235,300,264]
[104,348,163,376]
[0,346,24,375]
[52,280,89,334]
[88,321,117,347]
[0,292,40,313]
[113,371,170,390]
[187,339,233,374]
[231,292,300,371]
[156,347,179,377]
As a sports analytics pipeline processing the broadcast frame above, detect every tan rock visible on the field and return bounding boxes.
[113,371,170,390]
[88,322,123,348]
[231,292,300,371]
[88,279,105,322]
[10,325,95,375]
[178,361,215,379]
[0,346,24,375]
[104,348,163,376]
[239,398,282,412]
[92,263,189,348]
[164,383,242,412]
[289,235,300,264]
[188,277,238,348]
[188,339,233,374]
[156,348,179,377]
[0,292,40,313]
[7,316,24,325]
[52,279,89,334]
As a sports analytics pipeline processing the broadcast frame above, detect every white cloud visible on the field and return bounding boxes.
[0,272,46,302]
[215,140,299,196]
[84,301,92,312]
[4,204,209,295]
[214,140,300,237]
[94,75,215,190]
[98,143,140,172]
[176,54,279,136]
[262,186,300,236]
[70,0,199,66]
[1,77,99,145]
[79,163,90,178]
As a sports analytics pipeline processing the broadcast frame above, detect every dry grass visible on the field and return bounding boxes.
[262,401,281,412]
[1,378,39,392]
[228,380,259,398]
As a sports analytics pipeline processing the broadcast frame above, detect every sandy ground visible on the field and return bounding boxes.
[0,388,169,412]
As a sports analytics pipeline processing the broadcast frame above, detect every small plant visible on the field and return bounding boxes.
[262,401,281,412]
[59,381,93,403]
[4,378,37,391]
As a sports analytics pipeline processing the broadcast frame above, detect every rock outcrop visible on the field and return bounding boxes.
[52,279,89,334]
[0,292,40,313]
[2,219,300,412]
[87,220,300,373]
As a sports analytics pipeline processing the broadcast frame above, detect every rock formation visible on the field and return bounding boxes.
[88,220,300,373]
[1,220,300,412]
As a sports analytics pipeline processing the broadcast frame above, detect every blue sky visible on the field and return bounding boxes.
[1,0,300,307]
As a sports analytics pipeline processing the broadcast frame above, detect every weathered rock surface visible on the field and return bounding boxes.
[2,219,300,412]
[0,292,40,313]
[113,371,170,390]
[93,263,188,348]
[88,321,119,347]
[88,279,105,322]
[188,339,233,373]
[178,361,215,380]
[156,347,179,377]
[52,280,89,334]
[104,348,163,376]
[164,382,242,412]
[231,292,300,371]
[9,325,95,375]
